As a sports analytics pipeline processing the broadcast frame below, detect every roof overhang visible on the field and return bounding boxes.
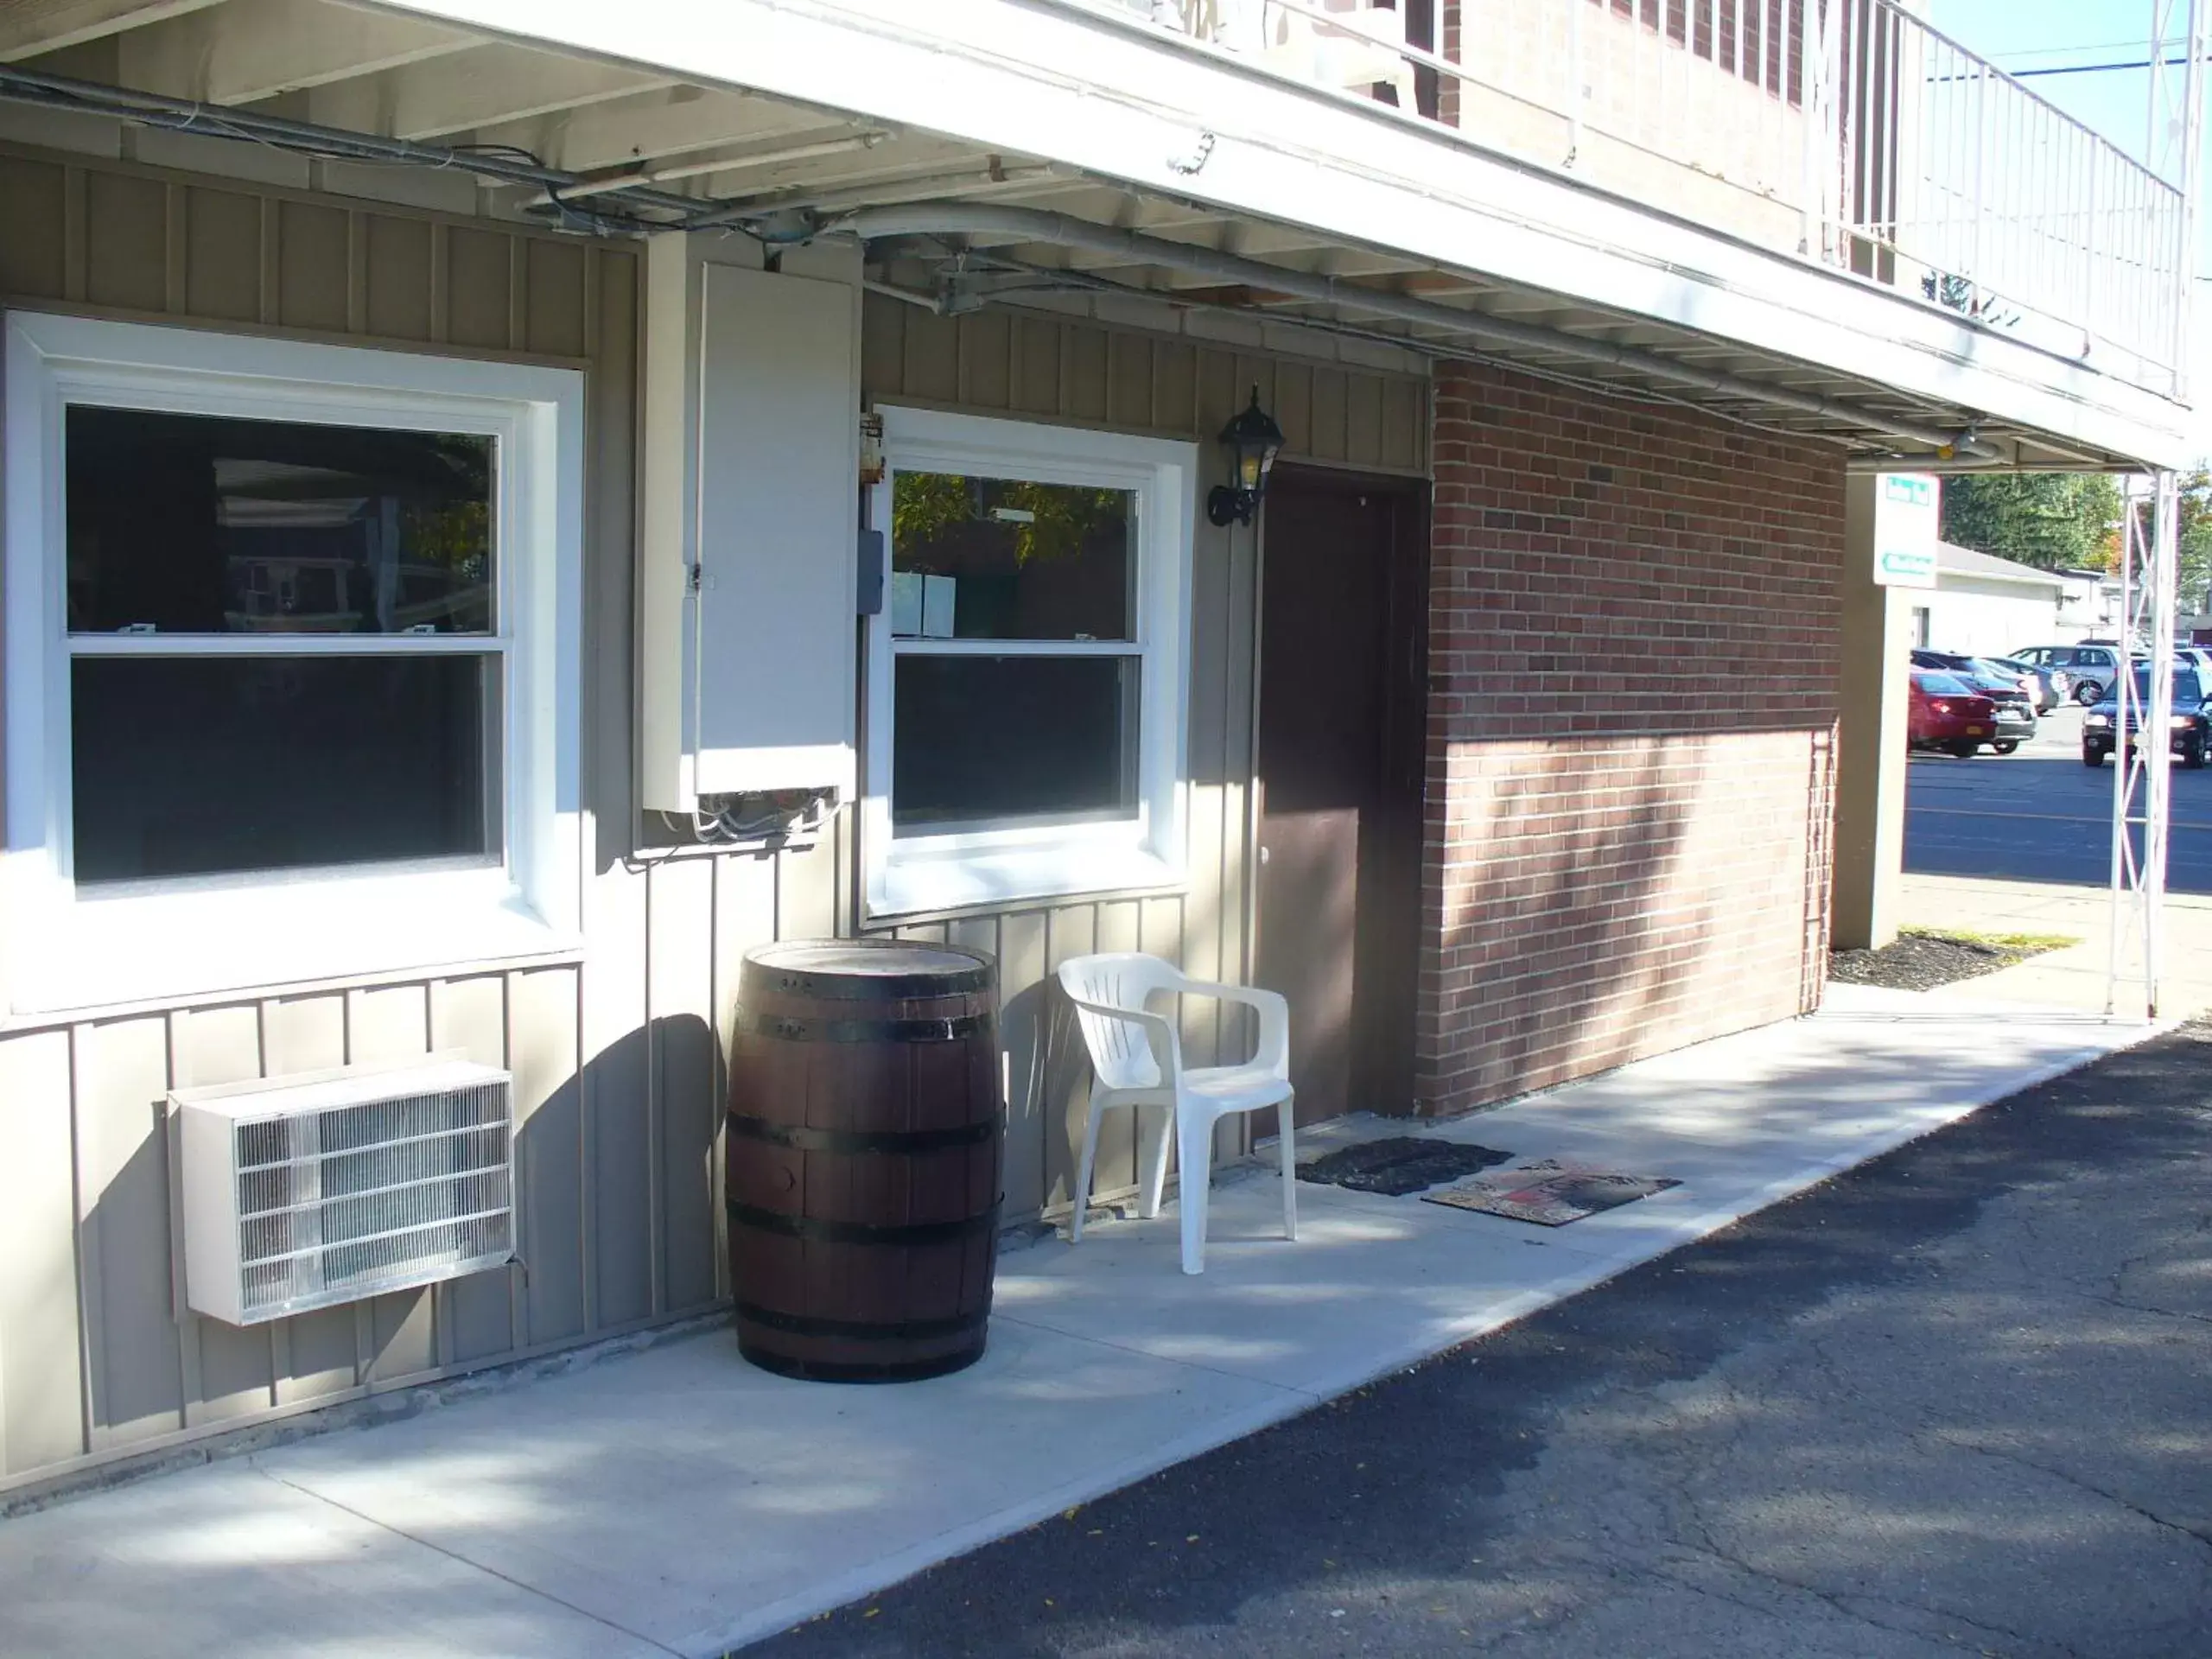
[3,0,2196,470]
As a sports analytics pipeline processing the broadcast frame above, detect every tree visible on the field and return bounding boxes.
[2177,470,2212,613]
[2111,468,2212,613]
[1939,473,2121,572]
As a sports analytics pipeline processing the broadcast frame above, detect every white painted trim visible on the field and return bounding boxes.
[863,406,1193,919]
[382,0,2196,465]
[2,312,585,1014]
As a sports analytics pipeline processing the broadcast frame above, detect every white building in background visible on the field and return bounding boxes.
[1912,546,2121,658]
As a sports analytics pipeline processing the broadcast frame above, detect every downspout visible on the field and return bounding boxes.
[833,203,1999,461]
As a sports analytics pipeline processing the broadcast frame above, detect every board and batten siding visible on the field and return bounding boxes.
[0,137,1428,1491]
[859,293,1428,1257]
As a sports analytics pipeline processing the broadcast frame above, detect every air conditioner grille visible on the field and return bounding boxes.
[178,1064,516,1325]
[240,1215,513,1316]
[235,1084,508,1168]
[236,1124,512,1215]
[238,1166,513,1266]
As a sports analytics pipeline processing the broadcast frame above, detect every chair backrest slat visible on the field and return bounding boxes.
[1058,952,1183,1091]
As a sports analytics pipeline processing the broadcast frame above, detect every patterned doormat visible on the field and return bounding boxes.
[1422,1160,1680,1225]
[1296,1136,1514,1197]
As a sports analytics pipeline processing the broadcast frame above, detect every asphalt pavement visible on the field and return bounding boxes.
[751,1021,2212,1659]
[1904,704,2212,893]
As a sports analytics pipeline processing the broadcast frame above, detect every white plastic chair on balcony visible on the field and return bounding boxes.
[1258,0,1421,112]
[1057,952,1297,1275]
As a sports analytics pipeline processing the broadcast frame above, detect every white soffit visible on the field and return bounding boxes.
[0,0,2188,467]
[353,0,2196,467]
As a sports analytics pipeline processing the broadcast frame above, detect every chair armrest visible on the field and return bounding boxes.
[1062,993,1185,1081]
[1173,978,1290,1079]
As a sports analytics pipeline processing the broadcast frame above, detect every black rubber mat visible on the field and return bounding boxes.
[1295,1136,1514,1197]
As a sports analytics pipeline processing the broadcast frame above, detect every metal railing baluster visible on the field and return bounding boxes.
[1084,0,2184,385]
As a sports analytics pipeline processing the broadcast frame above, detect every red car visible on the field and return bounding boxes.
[1909,671,1997,758]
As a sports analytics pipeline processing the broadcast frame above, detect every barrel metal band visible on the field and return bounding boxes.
[746,1012,991,1045]
[734,1300,990,1343]
[726,1198,1002,1246]
[727,1114,997,1154]
[753,965,995,1001]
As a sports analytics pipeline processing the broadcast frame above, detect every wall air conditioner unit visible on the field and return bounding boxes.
[172,1058,515,1327]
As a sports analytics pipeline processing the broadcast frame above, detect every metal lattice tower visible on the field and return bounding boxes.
[2108,472,2180,1019]
[2150,1,2207,181]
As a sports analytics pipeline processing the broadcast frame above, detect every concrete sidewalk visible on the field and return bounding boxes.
[1900,871,2212,1018]
[0,985,2165,1659]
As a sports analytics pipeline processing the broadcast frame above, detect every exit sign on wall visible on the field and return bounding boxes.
[1873,473,1939,589]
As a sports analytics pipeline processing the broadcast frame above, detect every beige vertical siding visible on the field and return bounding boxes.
[0,135,1428,1492]
[859,297,1427,1201]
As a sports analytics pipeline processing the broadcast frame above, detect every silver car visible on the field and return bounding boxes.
[2010,643,2121,703]
[1988,654,2069,713]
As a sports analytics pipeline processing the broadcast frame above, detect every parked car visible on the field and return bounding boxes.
[1910,650,2037,750]
[2082,664,2211,769]
[2010,642,2123,702]
[1987,652,2069,713]
[1908,671,1999,758]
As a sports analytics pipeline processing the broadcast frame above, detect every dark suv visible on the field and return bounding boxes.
[2082,664,2211,769]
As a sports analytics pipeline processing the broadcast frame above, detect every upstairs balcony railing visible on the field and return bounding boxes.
[1076,1,2193,398]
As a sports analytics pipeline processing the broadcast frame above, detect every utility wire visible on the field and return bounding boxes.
[2009,54,2193,79]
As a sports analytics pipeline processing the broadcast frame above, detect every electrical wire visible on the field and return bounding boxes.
[0,63,759,240]
[2009,54,2196,79]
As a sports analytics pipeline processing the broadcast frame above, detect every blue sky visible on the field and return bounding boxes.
[1929,2,2169,171]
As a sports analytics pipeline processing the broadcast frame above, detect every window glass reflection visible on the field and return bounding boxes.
[893,655,1140,833]
[66,407,494,635]
[890,471,1133,641]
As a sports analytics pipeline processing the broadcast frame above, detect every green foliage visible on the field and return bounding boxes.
[2177,470,2212,612]
[1939,473,2121,572]
[892,472,1126,569]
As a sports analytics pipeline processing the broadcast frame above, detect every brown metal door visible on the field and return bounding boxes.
[1255,473,1427,1123]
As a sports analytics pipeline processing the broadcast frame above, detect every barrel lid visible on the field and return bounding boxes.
[741,938,995,998]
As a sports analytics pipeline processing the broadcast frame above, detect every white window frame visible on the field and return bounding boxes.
[864,407,1193,920]
[3,312,584,1016]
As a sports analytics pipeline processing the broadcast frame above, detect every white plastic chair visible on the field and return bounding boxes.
[1056,952,1297,1274]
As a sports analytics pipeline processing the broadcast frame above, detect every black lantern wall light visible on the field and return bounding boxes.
[1205,385,1286,527]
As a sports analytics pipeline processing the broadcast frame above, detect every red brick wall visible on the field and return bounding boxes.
[1420,359,1843,1115]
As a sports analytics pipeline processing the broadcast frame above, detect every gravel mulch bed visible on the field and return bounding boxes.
[1828,928,2069,991]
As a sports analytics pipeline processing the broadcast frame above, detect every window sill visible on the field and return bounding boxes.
[867,841,1186,922]
[8,868,581,1018]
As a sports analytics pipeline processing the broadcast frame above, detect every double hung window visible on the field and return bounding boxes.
[64,406,501,885]
[864,409,1192,918]
[3,314,582,1014]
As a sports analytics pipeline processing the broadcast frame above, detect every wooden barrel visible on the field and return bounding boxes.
[725,938,1001,1382]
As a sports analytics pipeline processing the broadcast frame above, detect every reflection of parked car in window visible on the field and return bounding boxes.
[1908,671,1998,759]
[1987,653,2069,713]
[214,453,493,635]
[2011,642,2120,702]
[1910,650,2037,749]
[2082,664,2210,769]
